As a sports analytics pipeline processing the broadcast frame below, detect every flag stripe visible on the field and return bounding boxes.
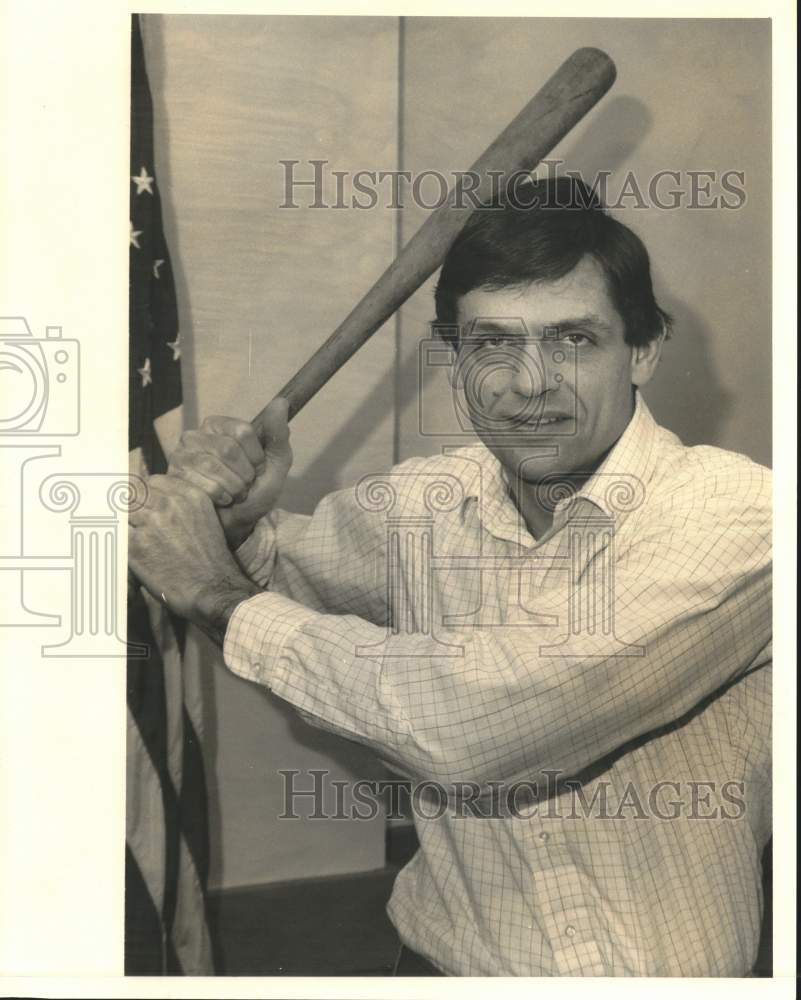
[180,708,211,889]
[124,846,165,975]
[126,589,182,960]
[126,706,166,917]
[172,838,214,973]
[145,591,186,793]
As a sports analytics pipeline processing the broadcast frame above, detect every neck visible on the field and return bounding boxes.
[508,440,620,542]
[508,474,592,541]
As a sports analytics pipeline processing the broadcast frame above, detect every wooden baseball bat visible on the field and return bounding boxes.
[253,46,616,430]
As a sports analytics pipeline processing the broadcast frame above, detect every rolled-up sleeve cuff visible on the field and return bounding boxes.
[223,591,317,687]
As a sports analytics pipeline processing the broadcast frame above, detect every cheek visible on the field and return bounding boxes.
[574,355,631,406]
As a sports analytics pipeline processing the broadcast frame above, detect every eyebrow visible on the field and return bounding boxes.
[546,314,615,336]
[467,314,614,337]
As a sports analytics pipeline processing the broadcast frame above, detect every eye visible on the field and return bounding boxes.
[561,332,591,346]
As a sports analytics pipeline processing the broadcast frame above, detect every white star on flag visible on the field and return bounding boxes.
[166,335,181,361]
[138,357,152,387]
[153,258,165,279]
[132,165,155,195]
[130,221,143,249]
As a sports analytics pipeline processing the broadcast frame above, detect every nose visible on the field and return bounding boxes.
[502,340,570,412]
[508,343,550,398]
[463,339,564,425]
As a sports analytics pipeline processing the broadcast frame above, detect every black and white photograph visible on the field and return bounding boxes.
[0,3,796,995]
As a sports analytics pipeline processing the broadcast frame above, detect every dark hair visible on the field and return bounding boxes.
[434,176,671,347]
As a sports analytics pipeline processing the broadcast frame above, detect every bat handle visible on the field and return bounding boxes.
[250,373,317,439]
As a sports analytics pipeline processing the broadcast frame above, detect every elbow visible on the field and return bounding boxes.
[401,731,524,797]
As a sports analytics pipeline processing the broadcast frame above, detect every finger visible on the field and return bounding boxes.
[144,474,175,499]
[202,415,265,468]
[170,466,238,507]
[146,474,214,510]
[177,429,257,490]
[170,452,251,504]
[140,476,171,511]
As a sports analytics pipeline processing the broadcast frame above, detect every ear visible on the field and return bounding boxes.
[630,330,665,388]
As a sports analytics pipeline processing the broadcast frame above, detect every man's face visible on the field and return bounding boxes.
[453,255,660,488]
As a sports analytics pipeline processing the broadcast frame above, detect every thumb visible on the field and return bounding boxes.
[256,397,291,459]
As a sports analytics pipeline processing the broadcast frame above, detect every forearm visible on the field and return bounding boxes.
[233,512,281,587]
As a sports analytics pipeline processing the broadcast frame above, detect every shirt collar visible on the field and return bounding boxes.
[567,391,658,520]
[459,391,659,544]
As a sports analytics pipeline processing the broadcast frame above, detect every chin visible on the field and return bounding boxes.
[497,448,565,483]
[498,442,591,486]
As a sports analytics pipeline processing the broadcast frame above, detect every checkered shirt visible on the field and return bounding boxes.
[224,394,772,976]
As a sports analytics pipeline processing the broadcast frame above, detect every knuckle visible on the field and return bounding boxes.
[181,429,203,448]
[208,482,230,502]
[196,453,227,480]
[220,438,243,464]
[231,420,254,442]
[194,452,215,473]
[185,480,209,503]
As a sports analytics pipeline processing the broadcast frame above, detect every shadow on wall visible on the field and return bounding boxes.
[547,94,736,453]
[643,295,733,449]
[559,94,653,179]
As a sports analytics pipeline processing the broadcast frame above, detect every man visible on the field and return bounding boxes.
[129,178,771,976]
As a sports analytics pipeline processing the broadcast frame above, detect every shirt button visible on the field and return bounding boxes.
[565,925,576,938]
[538,831,550,842]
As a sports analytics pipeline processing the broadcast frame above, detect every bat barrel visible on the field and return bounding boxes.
[254,47,616,428]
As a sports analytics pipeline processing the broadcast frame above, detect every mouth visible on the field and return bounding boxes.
[531,414,571,427]
[502,413,573,431]
[473,407,577,435]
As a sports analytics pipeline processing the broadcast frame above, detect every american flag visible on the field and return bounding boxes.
[126,13,214,975]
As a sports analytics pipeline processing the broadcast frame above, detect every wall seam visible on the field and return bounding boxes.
[391,15,406,468]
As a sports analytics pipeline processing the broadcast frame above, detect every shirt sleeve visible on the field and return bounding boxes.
[224,464,772,789]
[233,494,389,621]
[233,512,282,588]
